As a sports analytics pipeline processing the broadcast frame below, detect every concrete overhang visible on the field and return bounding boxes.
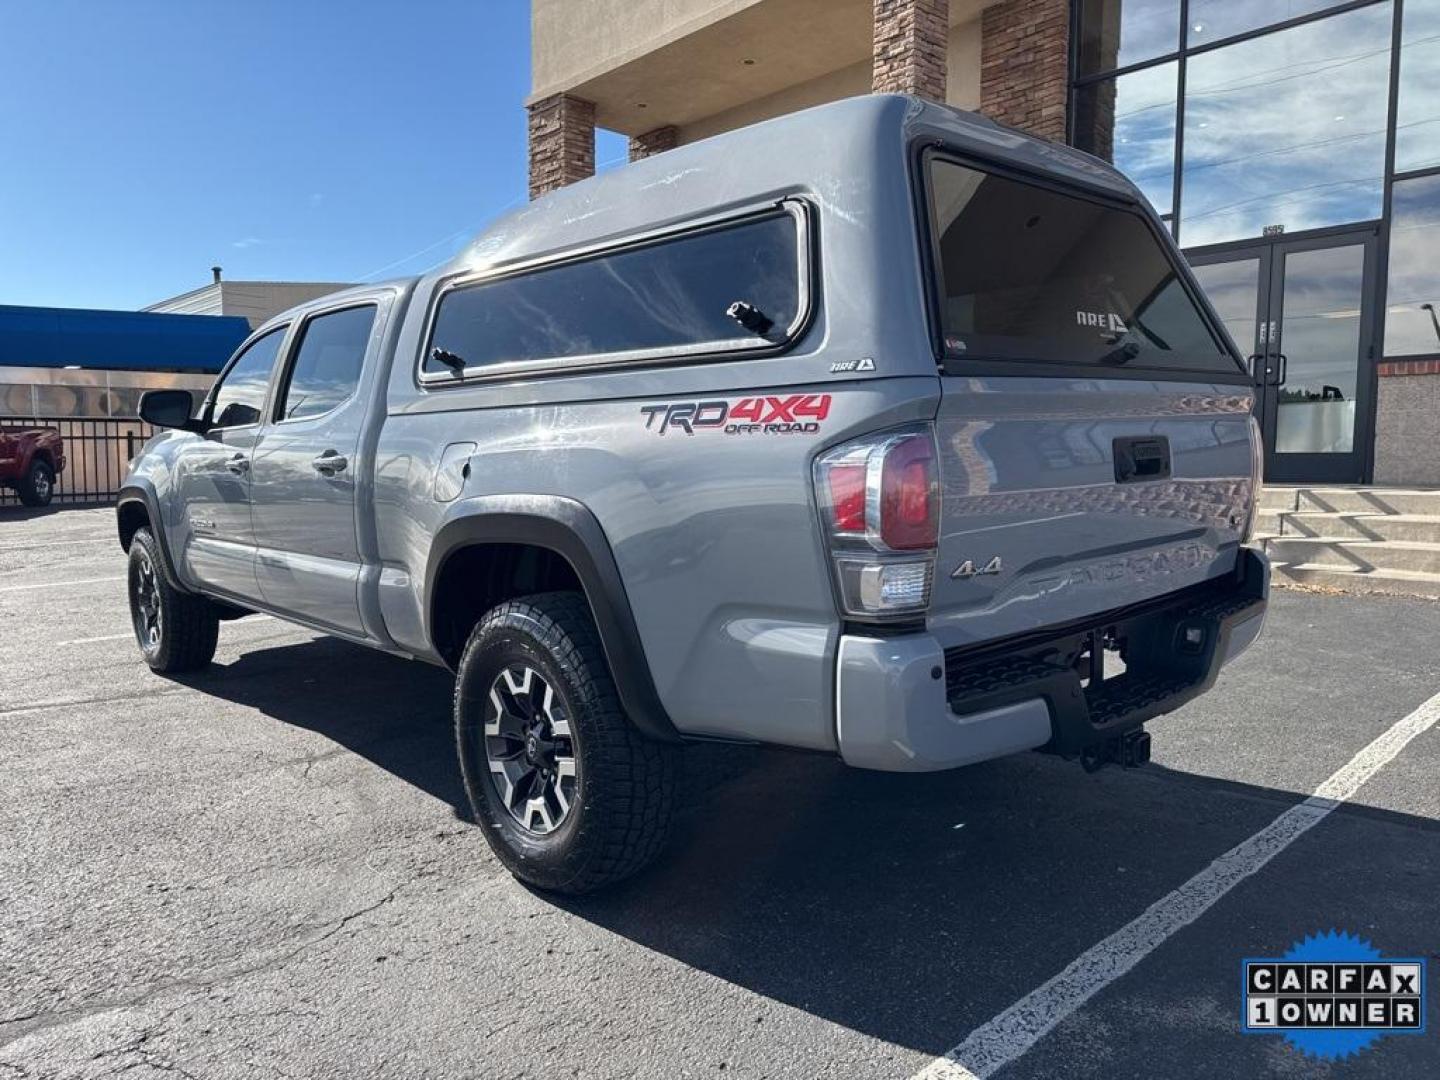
[530,0,991,136]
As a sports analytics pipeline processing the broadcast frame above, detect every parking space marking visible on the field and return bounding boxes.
[0,575,123,593]
[0,537,112,551]
[55,615,275,647]
[54,632,135,646]
[911,687,1440,1080]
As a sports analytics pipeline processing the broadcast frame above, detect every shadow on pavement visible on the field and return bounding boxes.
[176,632,467,814]
[170,630,1440,1065]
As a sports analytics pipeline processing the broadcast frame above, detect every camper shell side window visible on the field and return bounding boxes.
[419,201,813,384]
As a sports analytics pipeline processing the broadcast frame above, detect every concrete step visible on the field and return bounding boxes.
[1270,511,1440,543]
[1263,537,1440,575]
[1293,487,1440,515]
[1253,508,1284,537]
[1273,562,1440,598]
[1257,486,1301,512]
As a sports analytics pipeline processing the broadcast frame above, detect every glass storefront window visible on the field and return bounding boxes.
[1179,4,1392,246]
[1385,174,1440,357]
[1186,0,1355,48]
[1396,0,1440,173]
[1274,244,1366,455]
[1191,258,1261,354]
[1077,0,1180,75]
[1073,62,1178,214]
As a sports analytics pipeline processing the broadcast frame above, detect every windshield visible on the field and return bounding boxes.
[927,157,1243,375]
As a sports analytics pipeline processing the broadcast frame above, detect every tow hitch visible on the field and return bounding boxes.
[1079,729,1151,773]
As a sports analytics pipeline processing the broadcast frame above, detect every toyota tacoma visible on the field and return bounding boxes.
[118,95,1268,893]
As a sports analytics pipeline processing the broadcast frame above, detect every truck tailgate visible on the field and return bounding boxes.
[927,374,1256,649]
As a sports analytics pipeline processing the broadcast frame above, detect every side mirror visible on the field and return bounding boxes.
[139,389,201,431]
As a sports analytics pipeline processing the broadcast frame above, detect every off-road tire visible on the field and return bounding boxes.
[455,591,679,894]
[17,460,54,507]
[127,527,219,673]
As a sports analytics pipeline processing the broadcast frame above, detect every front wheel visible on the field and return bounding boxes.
[454,592,679,894]
[17,460,54,507]
[127,528,219,673]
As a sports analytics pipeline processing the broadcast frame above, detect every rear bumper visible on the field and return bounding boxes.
[835,547,1269,772]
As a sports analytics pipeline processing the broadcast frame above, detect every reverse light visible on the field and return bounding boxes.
[814,426,940,619]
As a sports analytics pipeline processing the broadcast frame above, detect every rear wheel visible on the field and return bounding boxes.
[17,460,54,507]
[454,592,679,894]
[127,528,219,673]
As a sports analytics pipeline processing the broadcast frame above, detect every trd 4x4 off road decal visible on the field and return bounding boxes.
[640,394,831,436]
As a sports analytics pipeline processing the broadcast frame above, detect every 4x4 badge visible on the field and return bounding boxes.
[952,556,1002,579]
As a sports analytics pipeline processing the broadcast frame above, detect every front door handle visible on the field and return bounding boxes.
[311,451,348,476]
[225,454,249,475]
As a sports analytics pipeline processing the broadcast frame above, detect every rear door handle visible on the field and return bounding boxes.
[311,451,348,475]
[225,454,249,475]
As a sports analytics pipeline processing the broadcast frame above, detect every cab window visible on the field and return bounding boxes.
[274,305,375,422]
[210,328,286,428]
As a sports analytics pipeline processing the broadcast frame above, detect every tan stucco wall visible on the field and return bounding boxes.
[676,16,983,145]
[533,0,993,136]
[532,0,762,102]
[677,60,871,144]
[947,17,982,110]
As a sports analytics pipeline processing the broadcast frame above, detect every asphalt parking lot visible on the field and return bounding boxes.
[2,506,1438,1080]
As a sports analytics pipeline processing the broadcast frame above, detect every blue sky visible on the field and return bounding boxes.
[0,0,626,311]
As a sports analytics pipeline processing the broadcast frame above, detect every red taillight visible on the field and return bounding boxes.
[879,435,938,550]
[813,425,939,619]
[827,462,867,534]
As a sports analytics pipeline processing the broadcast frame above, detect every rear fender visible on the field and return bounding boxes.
[425,495,681,744]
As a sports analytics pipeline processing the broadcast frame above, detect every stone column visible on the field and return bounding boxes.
[980,0,1070,142]
[872,0,949,101]
[629,125,679,162]
[527,93,596,200]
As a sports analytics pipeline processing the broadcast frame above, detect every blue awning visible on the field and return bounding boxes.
[0,304,250,374]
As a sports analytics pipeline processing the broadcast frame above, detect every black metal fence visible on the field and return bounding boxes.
[0,416,154,508]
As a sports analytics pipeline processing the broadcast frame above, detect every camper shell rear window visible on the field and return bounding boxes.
[924,155,1243,377]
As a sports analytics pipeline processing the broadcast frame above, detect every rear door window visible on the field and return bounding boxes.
[927,157,1241,375]
[275,305,375,422]
[423,208,804,379]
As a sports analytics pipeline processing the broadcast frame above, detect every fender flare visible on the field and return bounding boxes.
[116,483,192,594]
[424,495,681,744]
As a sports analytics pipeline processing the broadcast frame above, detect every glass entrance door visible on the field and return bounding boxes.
[1190,229,1378,483]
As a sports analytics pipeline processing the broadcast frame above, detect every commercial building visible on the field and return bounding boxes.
[144,268,352,329]
[527,0,1440,486]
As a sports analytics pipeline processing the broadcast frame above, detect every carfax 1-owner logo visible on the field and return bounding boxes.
[1243,930,1427,1060]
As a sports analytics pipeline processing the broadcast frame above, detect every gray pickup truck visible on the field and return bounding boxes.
[118,94,1268,893]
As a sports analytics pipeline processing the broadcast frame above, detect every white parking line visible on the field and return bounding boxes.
[911,688,1440,1080]
[55,632,134,646]
[0,575,124,593]
[55,615,276,647]
[0,537,112,551]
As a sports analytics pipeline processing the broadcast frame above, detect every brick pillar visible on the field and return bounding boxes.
[980,0,1070,142]
[527,93,596,200]
[872,0,949,101]
[629,125,679,162]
